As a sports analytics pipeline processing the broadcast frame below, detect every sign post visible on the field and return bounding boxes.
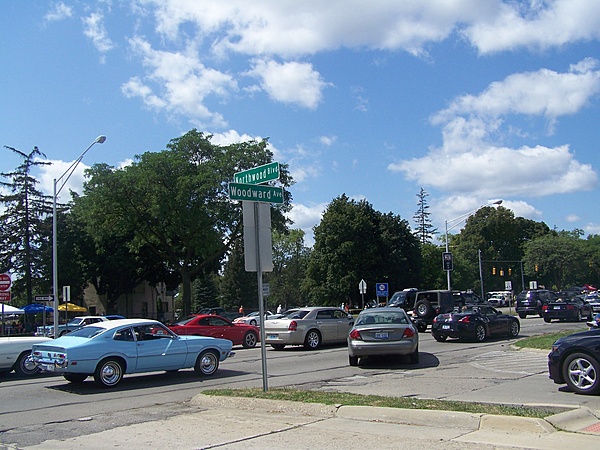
[358,279,367,309]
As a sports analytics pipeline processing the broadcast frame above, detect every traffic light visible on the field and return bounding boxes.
[499,269,504,277]
[508,267,512,276]
[492,267,496,275]
[534,264,539,272]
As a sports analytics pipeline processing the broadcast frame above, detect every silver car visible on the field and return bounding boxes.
[264,307,354,350]
[347,307,419,366]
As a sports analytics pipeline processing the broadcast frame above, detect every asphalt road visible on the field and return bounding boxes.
[1,314,599,448]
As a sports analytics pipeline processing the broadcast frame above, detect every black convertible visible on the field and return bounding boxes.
[431,305,520,342]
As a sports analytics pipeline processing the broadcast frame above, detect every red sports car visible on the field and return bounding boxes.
[169,315,259,348]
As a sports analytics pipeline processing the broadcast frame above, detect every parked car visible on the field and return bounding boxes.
[264,306,354,350]
[431,304,520,342]
[0,336,53,376]
[233,310,275,326]
[515,289,558,319]
[50,315,126,337]
[30,319,234,387]
[347,307,419,366]
[542,297,593,323]
[168,314,259,348]
[548,323,600,395]
[586,292,600,314]
[487,291,512,306]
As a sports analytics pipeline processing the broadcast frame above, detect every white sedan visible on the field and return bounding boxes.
[233,311,274,326]
[0,336,53,376]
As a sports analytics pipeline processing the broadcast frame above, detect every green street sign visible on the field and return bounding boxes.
[234,162,280,185]
[228,182,284,204]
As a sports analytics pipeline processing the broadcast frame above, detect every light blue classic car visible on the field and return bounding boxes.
[30,318,234,387]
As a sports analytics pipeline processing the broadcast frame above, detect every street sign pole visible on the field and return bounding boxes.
[255,201,269,392]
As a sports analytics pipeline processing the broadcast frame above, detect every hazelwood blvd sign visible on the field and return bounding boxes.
[228,182,284,204]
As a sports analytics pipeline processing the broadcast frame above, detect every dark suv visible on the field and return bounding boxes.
[412,290,455,331]
[387,289,418,311]
[515,289,558,318]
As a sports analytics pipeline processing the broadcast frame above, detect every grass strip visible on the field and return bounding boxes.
[513,328,587,350]
[202,387,556,418]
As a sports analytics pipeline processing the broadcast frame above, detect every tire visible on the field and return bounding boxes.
[250,319,257,326]
[518,312,526,319]
[509,320,520,338]
[242,331,258,349]
[409,347,419,364]
[474,324,486,342]
[59,330,68,337]
[544,317,551,323]
[94,358,124,388]
[575,311,582,322]
[194,350,219,376]
[64,373,88,384]
[562,352,600,395]
[415,300,433,318]
[416,321,427,333]
[349,355,359,366]
[304,330,321,350]
[433,333,447,342]
[14,351,40,376]
[271,344,285,350]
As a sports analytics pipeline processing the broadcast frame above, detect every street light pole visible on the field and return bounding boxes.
[53,136,106,338]
[444,200,502,291]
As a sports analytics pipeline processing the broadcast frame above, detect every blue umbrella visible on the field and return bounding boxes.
[22,303,54,313]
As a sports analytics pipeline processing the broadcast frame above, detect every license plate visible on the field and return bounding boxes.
[41,364,55,372]
[267,334,278,340]
[442,325,450,330]
[374,332,388,339]
[553,306,560,309]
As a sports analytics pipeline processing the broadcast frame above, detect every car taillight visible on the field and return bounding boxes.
[288,320,297,331]
[542,305,548,311]
[458,316,470,323]
[566,305,575,310]
[402,328,415,338]
[349,329,362,340]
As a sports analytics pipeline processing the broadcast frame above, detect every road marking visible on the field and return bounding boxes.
[470,350,548,375]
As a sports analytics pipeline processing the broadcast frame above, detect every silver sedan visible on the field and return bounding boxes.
[347,307,419,366]
[264,306,354,350]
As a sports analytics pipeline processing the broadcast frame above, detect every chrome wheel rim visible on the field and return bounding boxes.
[307,331,320,348]
[101,362,122,386]
[567,357,597,391]
[200,352,218,374]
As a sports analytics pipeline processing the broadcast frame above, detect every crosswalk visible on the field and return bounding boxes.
[470,350,549,375]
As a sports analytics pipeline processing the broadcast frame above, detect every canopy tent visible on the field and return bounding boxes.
[22,303,54,314]
[0,304,24,315]
[57,302,87,312]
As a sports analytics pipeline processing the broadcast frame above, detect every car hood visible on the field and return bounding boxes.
[554,328,600,345]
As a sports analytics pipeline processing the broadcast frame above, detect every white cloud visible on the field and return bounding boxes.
[82,12,115,57]
[566,214,580,223]
[286,202,328,247]
[121,37,236,128]
[36,159,91,201]
[463,0,600,54]
[319,135,337,146]
[391,60,600,200]
[45,2,73,22]
[247,59,329,109]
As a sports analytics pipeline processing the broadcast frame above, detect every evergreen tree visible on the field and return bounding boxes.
[412,188,437,244]
[0,146,52,304]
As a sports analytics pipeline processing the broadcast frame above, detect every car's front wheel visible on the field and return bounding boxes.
[194,350,219,376]
[94,358,124,388]
[562,352,600,395]
[14,351,40,376]
[64,373,88,384]
[509,320,520,338]
[304,330,321,350]
[242,331,258,348]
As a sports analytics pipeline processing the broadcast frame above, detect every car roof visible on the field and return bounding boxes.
[359,307,408,314]
[80,318,163,330]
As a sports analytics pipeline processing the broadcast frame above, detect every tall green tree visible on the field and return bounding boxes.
[413,188,437,244]
[0,146,52,304]
[73,130,292,316]
[303,195,420,307]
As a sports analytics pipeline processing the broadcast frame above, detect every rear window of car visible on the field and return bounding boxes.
[357,311,408,325]
[66,326,105,339]
[287,310,310,319]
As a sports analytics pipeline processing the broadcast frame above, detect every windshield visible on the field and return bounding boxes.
[68,318,84,326]
[174,316,197,326]
[66,326,105,339]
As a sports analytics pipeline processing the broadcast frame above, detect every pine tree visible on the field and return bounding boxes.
[413,188,437,244]
[0,146,53,303]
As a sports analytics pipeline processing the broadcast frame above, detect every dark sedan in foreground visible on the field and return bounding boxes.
[347,307,419,366]
[431,305,520,342]
[548,325,600,395]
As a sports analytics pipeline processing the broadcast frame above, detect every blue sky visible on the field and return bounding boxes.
[2,1,600,247]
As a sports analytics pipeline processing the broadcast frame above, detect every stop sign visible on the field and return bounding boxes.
[0,273,11,291]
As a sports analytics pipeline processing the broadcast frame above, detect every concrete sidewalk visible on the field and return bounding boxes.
[16,395,600,449]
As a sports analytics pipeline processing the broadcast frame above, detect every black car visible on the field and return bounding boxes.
[431,304,520,342]
[515,289,558,319]
[548,325,600,395]
[542,297,593,323]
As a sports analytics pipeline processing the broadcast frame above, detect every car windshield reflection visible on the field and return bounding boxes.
[356,312,409,326]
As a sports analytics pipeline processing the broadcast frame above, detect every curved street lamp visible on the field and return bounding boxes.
[444,200,502,291]
[52,136,106,337]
